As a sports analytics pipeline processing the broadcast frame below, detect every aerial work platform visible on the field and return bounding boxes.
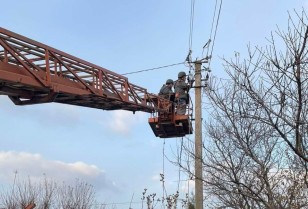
[149,114,193,138]
[147,95,193,138]
[0,27,193,138]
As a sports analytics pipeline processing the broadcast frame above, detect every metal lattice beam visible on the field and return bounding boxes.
[0,27,167,113]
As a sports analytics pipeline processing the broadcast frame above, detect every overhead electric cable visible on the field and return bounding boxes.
[210,0,223,56]
[208,0,223,67]
[121,62,185,75]
[188,0,196,51]
[204,0,219,57]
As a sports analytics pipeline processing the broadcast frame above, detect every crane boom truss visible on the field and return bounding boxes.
[0,27,161,113]
[0,27,193,138]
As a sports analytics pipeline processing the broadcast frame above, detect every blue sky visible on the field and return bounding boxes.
[0,0,307,208]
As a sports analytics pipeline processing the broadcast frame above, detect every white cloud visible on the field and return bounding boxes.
[0,151,118,193]
[0,96,81,128]
[101,110,147,136]
[0,96,148,135]
[151,174,161,181]
[180,179,194,194]
[36,103,81,126]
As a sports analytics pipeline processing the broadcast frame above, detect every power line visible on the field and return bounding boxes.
[189,0,196,51]
[205,0,218,58]
[210,0,223,56]
[121,0,197,77]
[208,0,223,67]
[121,62,185,76]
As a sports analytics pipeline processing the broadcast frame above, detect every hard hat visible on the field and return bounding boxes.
[166,79,174,84]
[178,71,186,78]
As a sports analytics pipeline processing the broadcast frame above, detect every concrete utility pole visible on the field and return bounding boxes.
[194,60,203,209]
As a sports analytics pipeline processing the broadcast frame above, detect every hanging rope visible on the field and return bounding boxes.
[186,143,191,206]
[161,139,167,209]
[177,137,184,192]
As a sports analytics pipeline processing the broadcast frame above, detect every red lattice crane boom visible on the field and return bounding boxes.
[0,27,192,138]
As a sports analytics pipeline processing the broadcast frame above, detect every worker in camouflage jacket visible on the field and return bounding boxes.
[174,71,189,115]
[158,79,174,100]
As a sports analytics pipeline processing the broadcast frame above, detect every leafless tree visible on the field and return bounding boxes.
[202,9,308,208]
[220,9,308,162]
[1,174,38,209]
[54,179,95,209]
[203,84,308,208]
[175,9,308,209]
[36,175,56,209]
[0,174,97,209]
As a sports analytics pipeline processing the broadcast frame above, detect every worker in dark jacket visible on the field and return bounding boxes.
[158,79,174,100]
[174,71,189,115]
